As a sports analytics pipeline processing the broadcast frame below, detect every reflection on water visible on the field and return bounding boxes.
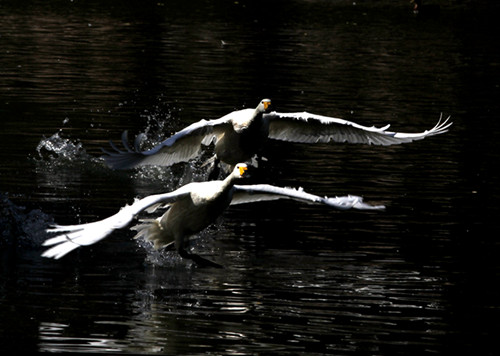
[1,0,500,354]
[36,251,448,354]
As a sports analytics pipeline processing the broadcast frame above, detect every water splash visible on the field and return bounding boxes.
[35,131,91,163]
[0,193,53,247]
[135,226,221,268]
[138,95,178,147]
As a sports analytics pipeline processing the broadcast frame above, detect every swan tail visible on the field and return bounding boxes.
[131,218,173,250]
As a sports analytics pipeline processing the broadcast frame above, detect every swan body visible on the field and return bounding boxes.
[41,164,384,265]
[102,99,452,172]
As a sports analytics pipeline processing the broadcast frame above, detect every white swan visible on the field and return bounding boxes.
[41,163,384,266]
[102,99,452,174]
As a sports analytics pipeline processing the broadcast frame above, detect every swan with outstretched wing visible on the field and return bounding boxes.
[42,163,384,267]
[102,99,452,176]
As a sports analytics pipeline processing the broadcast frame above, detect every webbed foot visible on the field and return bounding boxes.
[178,248,223,268]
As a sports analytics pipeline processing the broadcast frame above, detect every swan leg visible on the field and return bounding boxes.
[177,248,223,268]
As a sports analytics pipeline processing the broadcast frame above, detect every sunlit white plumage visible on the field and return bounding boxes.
[102,99,452,171]
[42,164,384,265]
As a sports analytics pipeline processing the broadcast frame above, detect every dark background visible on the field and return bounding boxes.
[1,0,499,354]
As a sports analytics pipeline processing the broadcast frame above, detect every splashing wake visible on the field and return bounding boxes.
[0,193,53,247]
[35,132,92,163]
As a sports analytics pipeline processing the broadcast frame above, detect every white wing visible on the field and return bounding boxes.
[102,114,234,170]
[231,184,385,210]
[41,187,192,259]
[266,111,452,145]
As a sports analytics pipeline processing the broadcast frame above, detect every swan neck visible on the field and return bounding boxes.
[222,173,237,189]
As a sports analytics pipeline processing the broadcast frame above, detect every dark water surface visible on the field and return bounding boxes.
[1,0,499,354]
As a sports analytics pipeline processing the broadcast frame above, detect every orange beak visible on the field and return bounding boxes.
[263,101,271,110]
[239,166,248,176]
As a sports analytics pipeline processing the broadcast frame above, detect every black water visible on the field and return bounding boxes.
[1,0,499,354]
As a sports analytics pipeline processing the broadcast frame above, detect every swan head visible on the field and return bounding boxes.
[256,99,272,113]
[234,163,249,179]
